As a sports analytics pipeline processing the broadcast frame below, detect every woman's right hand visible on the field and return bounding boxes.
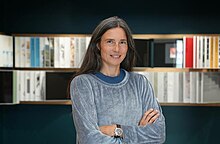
[138,108,160,126]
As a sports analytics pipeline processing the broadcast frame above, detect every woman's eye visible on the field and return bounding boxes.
[106,40,112,43]
[120,41,127,45]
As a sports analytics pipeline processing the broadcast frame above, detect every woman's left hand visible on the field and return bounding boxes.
[99,125,117,137]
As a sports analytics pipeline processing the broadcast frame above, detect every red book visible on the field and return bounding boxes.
[184,37,194,68]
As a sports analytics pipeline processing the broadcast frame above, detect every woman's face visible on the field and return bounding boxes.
[99,27,128,69]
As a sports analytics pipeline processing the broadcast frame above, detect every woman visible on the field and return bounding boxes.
[69,16,166,144]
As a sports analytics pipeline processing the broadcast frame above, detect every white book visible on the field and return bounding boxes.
[176,39,183,68]
[85,36,91,48]
[177,72,184,102]
[183,72,190,103]
[79,37,87,67]
[25,37,31,67]
[153,72,158,100]
[19,71,25,101]
[70,37,75,67]
[163,72,168,102]
[200,73,204,103]
[193,36,197,68]
[63,37,71,68]
[74,37,80,67]
[189,72,197,103]
[16,70,21,103]
[44,37,50,67]
[196,36,200,68]
[57,37,71,68]
[203,36,207,68]
[148,72,154,90]
[49,37,54,67]
[34,71,41,101]
[0,35,13,67]
[196,72,202,103]
[157,72,165,102]
[15,37,21,67]
[24,71,31,101]
[40,71,46,101]
[13,70,19,104]
[173,72,182,102]
[19,37,27,67]
[54,37,60,67]
[183,36,186,68]
[29,71,35,101]
[167,72,175,102]
[39,37,45,67]
[199,36,204,68]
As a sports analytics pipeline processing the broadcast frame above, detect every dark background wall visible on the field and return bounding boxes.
[1,0,220,144]
[0,0,4,32]
[0,107,3,143]
[1,105,220,144]
[2,0,220,34]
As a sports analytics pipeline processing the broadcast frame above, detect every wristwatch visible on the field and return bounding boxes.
[114,124,123,138]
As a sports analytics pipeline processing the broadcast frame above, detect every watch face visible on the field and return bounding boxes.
[115,128,123,136]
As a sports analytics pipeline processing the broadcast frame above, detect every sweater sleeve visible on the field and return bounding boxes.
[70,76,123,144]
[121,75,166,144]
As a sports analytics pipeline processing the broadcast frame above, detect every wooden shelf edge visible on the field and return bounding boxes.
[11,67,220,72]
[160,103,220,107]
[12,34,91,37]
[10,34,220,39]
[18,101,220,107]
[20,100,72,105]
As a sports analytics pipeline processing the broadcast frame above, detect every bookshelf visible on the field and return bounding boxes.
[2,1,220,144]
[1,33,220,106]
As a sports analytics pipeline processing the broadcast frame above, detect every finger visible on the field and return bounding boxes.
[140,110,159,126]
[145,110,159,122]
[139,109,154,126]
[148,113,160,124]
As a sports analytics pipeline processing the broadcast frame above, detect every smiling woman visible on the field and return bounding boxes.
[98,27,128,75]
[69,16,166,144]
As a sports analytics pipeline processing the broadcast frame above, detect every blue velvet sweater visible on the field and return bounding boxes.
[70,69,166,144]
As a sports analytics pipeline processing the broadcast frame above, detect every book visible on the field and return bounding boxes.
[153,39,180,67]
[183,36,194,68]
[45,72,75,100]
[0,34,13,67]
[202,72,220,103]
[0,71,13,104]
[134,39,153,67]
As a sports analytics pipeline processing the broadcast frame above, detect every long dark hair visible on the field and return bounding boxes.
[67,16,136,98]
[76,16,136,77]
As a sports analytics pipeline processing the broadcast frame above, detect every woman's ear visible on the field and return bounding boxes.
[96,43,100,50]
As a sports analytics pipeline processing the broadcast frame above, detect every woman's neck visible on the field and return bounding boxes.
[100,67,120,77]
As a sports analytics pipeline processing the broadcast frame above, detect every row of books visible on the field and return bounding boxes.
[137,71,220,103]
[1,70,220,104]
[1,34,220,68]
[0,70,75,104]
[183,36,220,68]
[0,34,13,67]
[15,36,91,68]
[135,35,220,68]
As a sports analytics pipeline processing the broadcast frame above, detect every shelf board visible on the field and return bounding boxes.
[14,67,80,72]
[160,103,220,107]
[19,101,220,107]
[12,33,91,37]
[11,34,220,39]
[12,67,220,72]
[133,67,189,72]
[20,100,72,105]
